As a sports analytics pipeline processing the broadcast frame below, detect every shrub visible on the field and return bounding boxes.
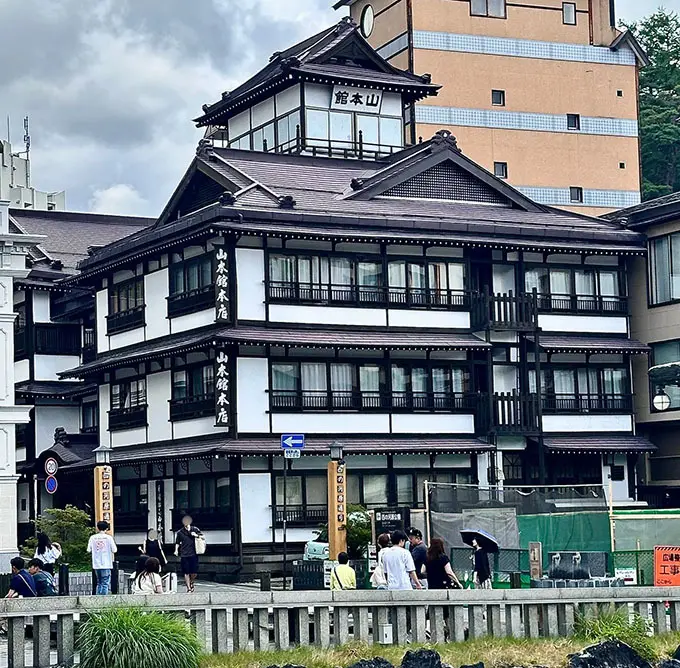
[346,505,372,559]
[78,607,202,668]
[21,505,93,571]
[573,606,657,662]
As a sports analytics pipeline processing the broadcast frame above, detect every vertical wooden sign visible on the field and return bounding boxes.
[327,460,348,560]
[94,465,114,535]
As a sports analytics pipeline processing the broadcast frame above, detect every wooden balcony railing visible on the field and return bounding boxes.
[274,504,328,527]
[470,290,538,331]
[167,285,215,318]
[542,393,633,414]
[169,394,215,421]
[108,405,147,431]
[106,305,146,335]
[492,392,539,435]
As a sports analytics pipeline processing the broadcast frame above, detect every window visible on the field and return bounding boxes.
[619,162,626,169]
[82,402,98,433]
[174,479,227,511]
[491,89,506,106]
[109,278,144,315]
[570,186,584,203]
[392,364,469,410]
[471,0,506,17]
[111,379,146,411]
[651,341,680,411]
[171,364,215,420]
[617,90,624,98]
[562,2,576,25]
[503,453,523,483]
[494,162,508,179]
[388,259,465,306]
[170,255,212,296]
[567,114,581,131]
[649,233,680,305]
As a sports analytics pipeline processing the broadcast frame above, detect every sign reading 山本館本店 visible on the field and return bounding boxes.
[215,351,230,429]
[654,545,680,586]
[330,86,383,115]
[214,248,229,323]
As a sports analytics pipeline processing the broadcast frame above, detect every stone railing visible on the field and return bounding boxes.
[7,587,680,668]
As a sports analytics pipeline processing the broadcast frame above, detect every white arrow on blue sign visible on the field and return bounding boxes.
[281,433,305,449]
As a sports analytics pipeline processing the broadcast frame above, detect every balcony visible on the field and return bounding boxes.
[271,130,401,162]
[492,392,539,435]
[169,395,214,421]
[274,504,328,528]
[167,285,215,318]
[115,510,149,532]
[109,405,148,431]
[271,390,480,413]
[170,507,233,531]
[536,294,628,315]
[106,305,146,335]
[470,291,538,331]
[542,394,633,414]
[268,282,469,311]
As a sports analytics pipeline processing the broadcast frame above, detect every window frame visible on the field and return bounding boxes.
[494,162,508,179]
[170,356,215,421]
[569,186,584,203]
[107,277,146,334]
[167,253,215,317]
[109,376,148,431]
[562,2,577,25]
[470,0,507,18]
[649,340,680,413]
[491,89,506,106]
[566,113,581,131]
[648,232,680,307]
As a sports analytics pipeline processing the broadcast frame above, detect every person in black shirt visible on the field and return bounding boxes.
[425,538,462,590]
[140,529,168,570]
[472,538,492,589]
[174,515,202,593]
[408,527,428,588]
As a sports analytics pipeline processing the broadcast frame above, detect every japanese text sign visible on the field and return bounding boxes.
[331,86,383,115]
[215,352,230,428]
[654,546,680,586]
[214,247,229,322]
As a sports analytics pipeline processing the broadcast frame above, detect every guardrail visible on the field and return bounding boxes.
[7,587,680,667]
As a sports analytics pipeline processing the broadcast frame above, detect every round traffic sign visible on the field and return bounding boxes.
[44,457,59,476]
[45,476,58,495]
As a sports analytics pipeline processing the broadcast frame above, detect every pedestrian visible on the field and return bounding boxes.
[5,557,36,598]
[139,529,168,570]
[87,520,118,595]
[27,559,57,596]
[425,537,462,589]
[408,527,428,588]
[370,532,390,589]
[33,532,62,575]
[330,551,356,590]
[382,529,421,590]
[132,557,164,595]
[174,515,202,593]
[472,538,492,590]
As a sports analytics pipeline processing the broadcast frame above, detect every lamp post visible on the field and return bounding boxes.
[93,444,114,535]
[327,441,347,560]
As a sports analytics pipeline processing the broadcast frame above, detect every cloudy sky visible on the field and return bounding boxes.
[0,0,673,217]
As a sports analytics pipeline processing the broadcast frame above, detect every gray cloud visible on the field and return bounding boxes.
[0,0,666,216]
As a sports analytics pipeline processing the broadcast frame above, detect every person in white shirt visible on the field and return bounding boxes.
[370,533,391,589]
[87,521,118,595]
[382,529,422,591]
[132,557,163,595]
[33,532,62,575]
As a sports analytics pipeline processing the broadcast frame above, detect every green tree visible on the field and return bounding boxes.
[21,505,94,572]
[627,10,680,200]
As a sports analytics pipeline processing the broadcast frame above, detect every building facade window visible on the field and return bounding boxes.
[81,402,98,434]
[494,162,508,179]
[109,378,147,430]
[650,341,680,412]
[268,252,467,309]
[569,186,584,203]
[107,278,145,334]
[530,366,631,413]
[274,474,328,526]
[567,114,581,130]
[168,253,214,317]
[491,89,506,106]
[173,477,232,528]
[270,360,473,412]
[470,0,506,18]
[562,2,577,25]
[524,266,625,313]
[170,363,215,421]
[649,233,680,305]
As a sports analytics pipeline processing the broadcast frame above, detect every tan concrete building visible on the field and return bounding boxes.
[335,0,647,217]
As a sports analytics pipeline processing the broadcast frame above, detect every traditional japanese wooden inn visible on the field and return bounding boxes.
[35,18,653,577]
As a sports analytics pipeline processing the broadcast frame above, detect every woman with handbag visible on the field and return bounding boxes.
[174,515,203,593]
[140,529,168,570]
[425,537,462,590]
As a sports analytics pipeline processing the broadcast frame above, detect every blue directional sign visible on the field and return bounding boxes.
[281,433,305,449]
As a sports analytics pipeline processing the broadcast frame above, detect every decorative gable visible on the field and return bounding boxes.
[383,161,510,205]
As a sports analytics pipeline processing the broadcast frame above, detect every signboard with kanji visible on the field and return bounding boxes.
[215,351,230,428]
[654,545,680,586]
[214,247,229,322]
[331,86,383,114]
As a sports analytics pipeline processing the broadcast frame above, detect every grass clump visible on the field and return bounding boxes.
[78,606,202,668]
[573,606,657,662]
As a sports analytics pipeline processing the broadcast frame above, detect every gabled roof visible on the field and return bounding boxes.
[610,29,650,67]
[604,191,680,230]
[195,17,438,127]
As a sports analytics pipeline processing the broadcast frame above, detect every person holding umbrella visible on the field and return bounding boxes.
[460,529,498,590]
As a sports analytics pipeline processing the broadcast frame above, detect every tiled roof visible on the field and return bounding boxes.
[530,335,650,354]
[61,325,490,378]
[15,381,94,398]
[543,436,657,453]
[10,209,153,271]
[61,437,493,469]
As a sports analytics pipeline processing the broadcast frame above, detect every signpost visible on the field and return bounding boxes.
[281,434,305,590]
[44,458,59,477]
[45,476,58,495]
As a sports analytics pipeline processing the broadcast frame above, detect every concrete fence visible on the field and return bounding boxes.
[7,587,680,668]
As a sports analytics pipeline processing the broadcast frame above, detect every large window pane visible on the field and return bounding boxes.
[301,363,327,408]
[270,256,296,283]
[306,476,328,505]
[357,115,379,147]
[331,363,354,408]
[525,267,549,294]
[330,111,352,148]
[306,109,329,145]
[409,263,426,304]
[347,474,361,505]
[360,365,381,408]
[651,236,671,304]
[388,261,406,304]
[173,371,187,400]
[599,270,620,300]
[358,261,382,302]
[216,478,231,509]
[272,364,298,391]
[363,475,388,505]
[488,0,506,17]
[575,270,596,309]
[471,0,487,15]
[379,116,402,149]
[276,476,303,505]
[651,341,680,410]
[397,474,414,505]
